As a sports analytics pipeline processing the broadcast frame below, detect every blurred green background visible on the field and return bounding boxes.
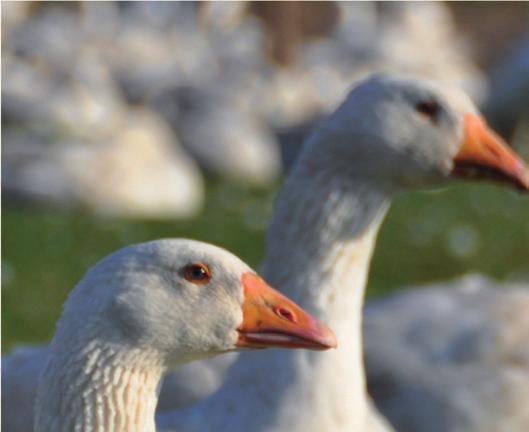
[3,180,529,352]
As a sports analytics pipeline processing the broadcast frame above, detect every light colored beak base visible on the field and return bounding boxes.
[236,272,337,351]
[452,114,529,191]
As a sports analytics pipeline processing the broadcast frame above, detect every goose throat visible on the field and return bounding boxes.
[261,169,392,320]
[35,342,165,432]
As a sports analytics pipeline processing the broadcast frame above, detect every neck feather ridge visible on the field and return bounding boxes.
[35,338,164,432]
[262,166,390,318]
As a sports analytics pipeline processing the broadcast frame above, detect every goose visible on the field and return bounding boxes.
[5,73,528,431]
[154,73,528,432]
[33,238,336,432]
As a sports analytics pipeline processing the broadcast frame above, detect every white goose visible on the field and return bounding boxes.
[33,239,335,432]
[5,73,528,432]
[156,73,528,432]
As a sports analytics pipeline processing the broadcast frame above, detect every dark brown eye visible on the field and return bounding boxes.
[415,100,440,122]
[183,263,211,285]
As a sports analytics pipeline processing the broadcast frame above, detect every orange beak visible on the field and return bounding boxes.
[451,114,529,191]
[236,272,337,351]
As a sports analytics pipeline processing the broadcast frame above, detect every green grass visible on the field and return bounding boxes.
[2,180,529,352]
[371,184,529,295]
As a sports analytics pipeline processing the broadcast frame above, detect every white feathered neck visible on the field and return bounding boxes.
[35,337,164,432]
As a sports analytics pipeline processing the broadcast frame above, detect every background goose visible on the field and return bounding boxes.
[152,74,528,431]
[34,239,335,432]
[2,2,490,218]
[365,274,529,432]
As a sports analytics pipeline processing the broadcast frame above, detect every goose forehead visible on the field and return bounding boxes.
[356,73,477,115]
[395,75,476,114]
[115,239,251,276]
[426,80,477,114]
[162,239,251,274]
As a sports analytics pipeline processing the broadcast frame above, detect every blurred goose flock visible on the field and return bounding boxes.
[2,1,490,216]
[2,2,529,432]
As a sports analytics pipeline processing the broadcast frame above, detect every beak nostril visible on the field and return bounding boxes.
[275,307,297,323]
[485,142,501,159]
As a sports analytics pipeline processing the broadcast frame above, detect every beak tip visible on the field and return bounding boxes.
[522,170,529,191]
[324,329,338,350]
[307,323,337,350]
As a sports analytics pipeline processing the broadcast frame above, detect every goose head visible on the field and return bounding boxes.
[58,239,336,367]
[308,73,529,191]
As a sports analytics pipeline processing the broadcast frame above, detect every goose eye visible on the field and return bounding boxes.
[415,100,440,123]
[183,263,211,285]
